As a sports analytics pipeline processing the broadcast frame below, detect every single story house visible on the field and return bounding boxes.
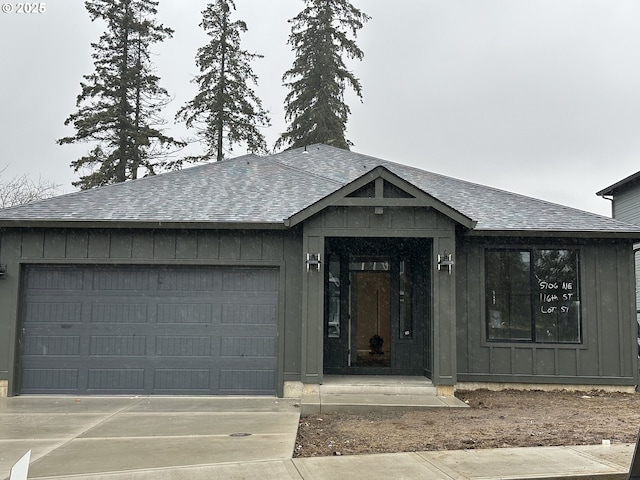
[1,144,639,398]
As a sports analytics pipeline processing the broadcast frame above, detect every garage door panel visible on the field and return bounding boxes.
[26,269,85,291]
[222,304,277,325]
[89,335,147,356]
[222,269,278,292]
[155,336,212,357]
[158,269,220,292]
[21,369,79,392]
[24,302,83,323]
[153,369,211,391]
[156,303,216,324]
[91,303,149,324]
[20,266,279,395]
[88,368,145,391]
[23,335,81,356]
[92,269,150,291]
[221,326,276,341]
[219,369,275,394]
[220,336,277,357]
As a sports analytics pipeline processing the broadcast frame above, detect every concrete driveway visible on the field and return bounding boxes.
[0,396,301,479]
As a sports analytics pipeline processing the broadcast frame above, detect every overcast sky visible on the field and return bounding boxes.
[1,0,640,216]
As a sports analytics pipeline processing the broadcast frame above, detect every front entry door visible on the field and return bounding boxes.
[323,238,428,375]
[350,270,391,368]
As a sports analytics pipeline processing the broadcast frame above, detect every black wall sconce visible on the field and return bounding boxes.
[0,265,7,278]
[306,253,321,272]
[437,252,454,274]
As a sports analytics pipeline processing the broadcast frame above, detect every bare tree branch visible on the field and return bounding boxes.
[0,166,60,208]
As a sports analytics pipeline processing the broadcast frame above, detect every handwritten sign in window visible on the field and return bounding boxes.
[534,250,580,343]
[538,281,575,314]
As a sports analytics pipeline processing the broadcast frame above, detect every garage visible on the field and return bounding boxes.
[19,265,279,395]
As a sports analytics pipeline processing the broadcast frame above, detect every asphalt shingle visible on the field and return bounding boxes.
[0,144,637,235]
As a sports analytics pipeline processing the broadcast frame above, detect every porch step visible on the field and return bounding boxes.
[318,375,438,395]
[300,376,468,414]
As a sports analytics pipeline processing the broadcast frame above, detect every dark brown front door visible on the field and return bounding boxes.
[350,271,391,368]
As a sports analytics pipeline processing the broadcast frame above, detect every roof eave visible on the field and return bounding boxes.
[466,229,640,240]
[597,171,640,197]
[0,220,287,230]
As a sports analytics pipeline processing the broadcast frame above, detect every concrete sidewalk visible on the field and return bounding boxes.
[12,446,635,480]
[0,396,635,480]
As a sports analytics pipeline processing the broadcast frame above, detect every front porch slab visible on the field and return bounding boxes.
[300,375,468,414]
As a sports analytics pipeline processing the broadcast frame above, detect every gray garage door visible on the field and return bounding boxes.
[19,265,279,395]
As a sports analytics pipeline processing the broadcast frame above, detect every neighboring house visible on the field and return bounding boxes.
[597,172,640,355]
[0,144,639,398]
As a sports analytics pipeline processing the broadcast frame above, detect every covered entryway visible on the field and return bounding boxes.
[19,265,279,395]
[323,238,430,375]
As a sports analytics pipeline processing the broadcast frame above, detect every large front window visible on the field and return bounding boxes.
[485,249,581,343]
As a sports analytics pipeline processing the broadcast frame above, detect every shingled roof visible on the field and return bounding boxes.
[0,144,638,237]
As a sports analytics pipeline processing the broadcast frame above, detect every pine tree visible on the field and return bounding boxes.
[276,0,370,151]
[58,0,183,189]
[176,0,270,163]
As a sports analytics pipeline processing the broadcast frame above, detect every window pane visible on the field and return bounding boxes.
[327,256,341,338]
[486,251,507,294]
[486,250,532,341]
[508,251,532,340]
[486,251,507,340]
[399,260,412,339]
[488,293,511,340]
[509,291,532,340]
[349,256,389,271]
[509,251,531,294]
[534,249,581,343]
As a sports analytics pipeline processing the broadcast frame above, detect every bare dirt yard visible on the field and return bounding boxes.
[294,389,640,457]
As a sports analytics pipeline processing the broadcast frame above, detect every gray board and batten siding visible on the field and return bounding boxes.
[456,237,638,387]
[0,229,304,396]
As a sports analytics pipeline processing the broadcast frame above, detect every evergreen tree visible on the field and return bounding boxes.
[176,0,270,163]
[59,0,183,189]
[276,0,370,151]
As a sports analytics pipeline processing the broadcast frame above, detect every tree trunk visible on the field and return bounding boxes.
[116,0,132,183]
